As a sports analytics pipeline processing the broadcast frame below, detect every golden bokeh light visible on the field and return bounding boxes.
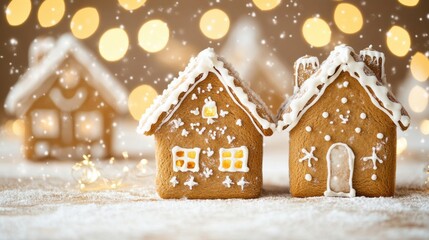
[37,0,65,28]
[5,0,32,26]
[70,7,100,39]
[118,0,147,11]
[334,3,363,34]
[128,84,158,120]
[408,85,428,113]
[252,0,281,11]
[302,17,331,47]
[420,120,429,135]
[98,28,129,61]
[138,19,170,53]
[12,119,25,137]
[398,0,419,7]
[410,52,429,82]
[396,137,407,155]
[199,9,230,40]
[386,26,411,57]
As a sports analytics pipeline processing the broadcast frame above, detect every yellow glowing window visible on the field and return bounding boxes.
[218,146,249,172]
[172,146,201,172]
[202,98,218,119]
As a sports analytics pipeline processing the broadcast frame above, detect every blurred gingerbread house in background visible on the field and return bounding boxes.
[5,34,128,160]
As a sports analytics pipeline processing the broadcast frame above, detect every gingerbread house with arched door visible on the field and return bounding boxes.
[277,45,410,197]
[5,34,128,160]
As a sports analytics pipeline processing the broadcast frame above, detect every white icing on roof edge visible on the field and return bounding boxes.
[137,48,276,136]
[278,45,410,132]
[4,33,129,116]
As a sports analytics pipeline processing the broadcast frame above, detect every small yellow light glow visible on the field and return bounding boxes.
[386,26,411,57]
[138,19,169,53]
[408,85,428,113]
[334,3,363,34]
[12,119,25,137]
[421,120,429,135]
[302,17,331,47]
[118,0,147,11]
[70,7,100,39]
[396,137,407,155]
[37,0,65,28]
[98,28,129,61]
[410,52,429,82]
[398,0,419,7]
[199,9,230,40]
[252,0,281,11]
[6,0,32,26]
[128,84,158,120]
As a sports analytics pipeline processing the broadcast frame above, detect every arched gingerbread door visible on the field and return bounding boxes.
[324,143,356,197]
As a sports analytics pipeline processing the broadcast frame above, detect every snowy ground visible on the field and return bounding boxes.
[0,126,429,240]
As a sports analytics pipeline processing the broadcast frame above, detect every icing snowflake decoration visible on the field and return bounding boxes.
[222,176,234,188]
[184,176,198,190]
[203,168,213,178]
[237,177,249,190]
[172,118,184,129]
[299,147,318,167]
[362,147,383,170]
[170,176,179,187]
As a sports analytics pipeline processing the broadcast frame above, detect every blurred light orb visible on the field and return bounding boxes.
[12,119,25,137]
[386,26,411,57]
[118,0,147,11]
[138,19,170,53]
[398,0,419,7]
[72,156,100,185]
[98,28,129,61]
[421,120,429,135]
[37,0,65,28]
[410,52,429,82]
[252,0,281,11]
[128,84,158,120]
[396,137,407,155]
[6,0,32,26]
[70,7,100,39]
[302,17,331,47]
[408,85,428,113]
[199,9,230,40]
[334,3,363,34]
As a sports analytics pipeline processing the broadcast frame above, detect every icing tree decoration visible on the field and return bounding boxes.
[305,173,312,182]
[202,147,214,157]
[170,176,179,187]
[277,45,410,132]
[191,93,198,100]
[298,146,318,167]
[219,110,229,117]
[172,118,184,129]
[172,146,201,172]
[219,146,249,172]
[325,143,356,197]
[181,129,189,137]
[190,108,200,115]
[227,135,236,144]
[207,83,213,91]
[222,176,234,188]
[237,177,249,190]
[202,97,218,124]
[184,176,198,190]
[190,122,200,130]
[362,147,383,170]
[203,168,213,178]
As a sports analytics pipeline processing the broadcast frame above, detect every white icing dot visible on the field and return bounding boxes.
[355,127,361,133]
[360,113,367,119]
[341,97,348,104]
[322,112,329,118]
[371,174,377,181]
[343,81,349,87]
[305,126,312,132]
[377,133,384,139]
[324,135,331,141]
[305,174,312,181]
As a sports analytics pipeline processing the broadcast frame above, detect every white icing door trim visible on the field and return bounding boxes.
[324,142,356,197]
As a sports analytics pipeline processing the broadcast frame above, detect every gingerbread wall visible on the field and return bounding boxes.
[154,73,263,199]
[289,71,396,197]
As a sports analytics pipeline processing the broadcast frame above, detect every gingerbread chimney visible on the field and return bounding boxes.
[360,46,386,84]
[293,55,319,92]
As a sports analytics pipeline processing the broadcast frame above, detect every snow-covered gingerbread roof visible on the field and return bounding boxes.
[137,48,276,136]
[277,45,410,131]
[5,34,128,116]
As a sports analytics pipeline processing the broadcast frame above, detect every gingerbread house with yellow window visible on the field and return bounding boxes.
[137,48,275,199]
[5,34,128,160]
